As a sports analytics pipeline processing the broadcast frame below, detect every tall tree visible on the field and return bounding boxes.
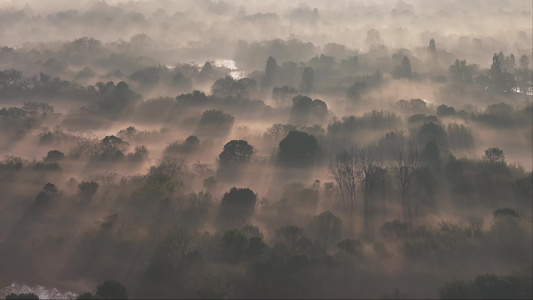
[327,146,359,237]
[392,56,412,79]
[359,148,385,240]
[392,143,420,231]
[300,67,314,93]
[428,38,436,53]
[261,56,278,89]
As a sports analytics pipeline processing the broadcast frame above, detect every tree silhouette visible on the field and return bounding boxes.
[428,38,436,53]
[218,140,254,167]
[96,280,129,299]
[484,147,505,163]
[300,67,314,93]
[328,146,360,237]
[261,56,278,89]
[392,143,420,231]
[392,56,412,79]
[78,181,99,201]
[218,187,257,228]
[278,130,319,168]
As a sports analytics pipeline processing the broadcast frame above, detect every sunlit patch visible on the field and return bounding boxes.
[213,59,238,70]
[0,283,77,300]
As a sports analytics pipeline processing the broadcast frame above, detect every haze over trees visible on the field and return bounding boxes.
[0,0,531,299]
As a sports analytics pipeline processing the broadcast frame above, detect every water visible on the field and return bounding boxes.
[0,282,77,299]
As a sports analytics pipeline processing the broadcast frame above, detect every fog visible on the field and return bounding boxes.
[0,0,531,299]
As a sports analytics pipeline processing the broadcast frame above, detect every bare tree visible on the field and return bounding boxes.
[359,147,385,241]
[392,143,420,231]
[266,123,296,141]
[327,145,360,237]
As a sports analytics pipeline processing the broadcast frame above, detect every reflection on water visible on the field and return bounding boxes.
[0,282,77,300]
